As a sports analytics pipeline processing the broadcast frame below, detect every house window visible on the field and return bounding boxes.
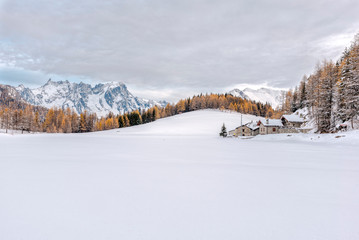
[273,128,276,132]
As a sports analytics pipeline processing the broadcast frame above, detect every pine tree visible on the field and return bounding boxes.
[118,115,125,128]
[129,110,142,125]
[219,123,227,137]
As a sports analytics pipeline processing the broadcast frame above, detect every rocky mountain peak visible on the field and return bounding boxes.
[15,80,166,117]
[228,87,285,108]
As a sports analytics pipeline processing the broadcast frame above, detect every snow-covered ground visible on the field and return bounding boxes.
[1,110,358,240]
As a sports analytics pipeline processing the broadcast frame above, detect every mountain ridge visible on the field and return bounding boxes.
[2,80,284,116]
[228,87,284,108]
[13,80,167,117]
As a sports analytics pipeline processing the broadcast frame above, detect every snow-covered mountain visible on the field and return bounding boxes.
[227,89,248,99]
[228,87,285,108]
[15,80,167,116]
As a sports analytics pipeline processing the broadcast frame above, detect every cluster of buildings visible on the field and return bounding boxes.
[228,114,310,137]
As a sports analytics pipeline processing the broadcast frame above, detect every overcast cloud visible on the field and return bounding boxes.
[1,0,359,100]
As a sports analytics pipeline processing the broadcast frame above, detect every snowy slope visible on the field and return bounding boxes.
[0,84,24,100]
[229,87,285,108]
[0,110,358,240]
[115,109,263,136]
[15,80,166,116]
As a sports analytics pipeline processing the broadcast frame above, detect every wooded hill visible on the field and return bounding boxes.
[279,33,359,132]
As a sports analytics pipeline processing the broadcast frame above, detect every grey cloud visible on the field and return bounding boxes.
[0,66,49,87]
[1,0,359,93]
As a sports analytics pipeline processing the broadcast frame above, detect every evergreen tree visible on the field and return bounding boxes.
[129,110,142,125]
[118,115,125,128]
[219,123,227,137]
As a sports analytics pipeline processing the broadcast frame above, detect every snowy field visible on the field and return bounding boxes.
[1,110,358,240]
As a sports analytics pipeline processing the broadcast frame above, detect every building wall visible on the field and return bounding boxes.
[279,128,300,134]
[291,122,303,128]
[266,126,279,134]
[235,126,252,136]
[228,130,236,136]
[235,121,309,136]
[299,128,312,133]
[259,124,279,134]
[259,125,266,135]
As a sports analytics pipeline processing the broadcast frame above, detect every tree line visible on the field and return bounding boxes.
[279,33,359,132]
[0,90,276,133]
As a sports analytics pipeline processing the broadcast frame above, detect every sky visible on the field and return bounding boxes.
[0,0,359,101]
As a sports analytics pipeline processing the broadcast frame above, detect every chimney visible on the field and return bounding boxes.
[266,119,269,124]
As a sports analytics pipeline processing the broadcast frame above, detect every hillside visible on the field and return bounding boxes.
[1,110,358,240]
[115,109,263,136]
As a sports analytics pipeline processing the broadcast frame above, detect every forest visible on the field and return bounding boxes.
[278,34,359,132]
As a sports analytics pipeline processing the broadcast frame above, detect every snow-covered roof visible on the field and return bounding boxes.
[235,121,259,131]
[260,119,283,127]
[281,114,305,123]
[246,122,259,130]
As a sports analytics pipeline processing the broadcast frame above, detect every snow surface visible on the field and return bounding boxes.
[114,110,263,136]
[1,110,359,240]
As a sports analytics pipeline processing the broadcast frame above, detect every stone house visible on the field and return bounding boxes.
[258,119,283,135]
[236,122,260,136]
[281,114,305,128]
[229,121,259,137]
[228,129,236,136]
